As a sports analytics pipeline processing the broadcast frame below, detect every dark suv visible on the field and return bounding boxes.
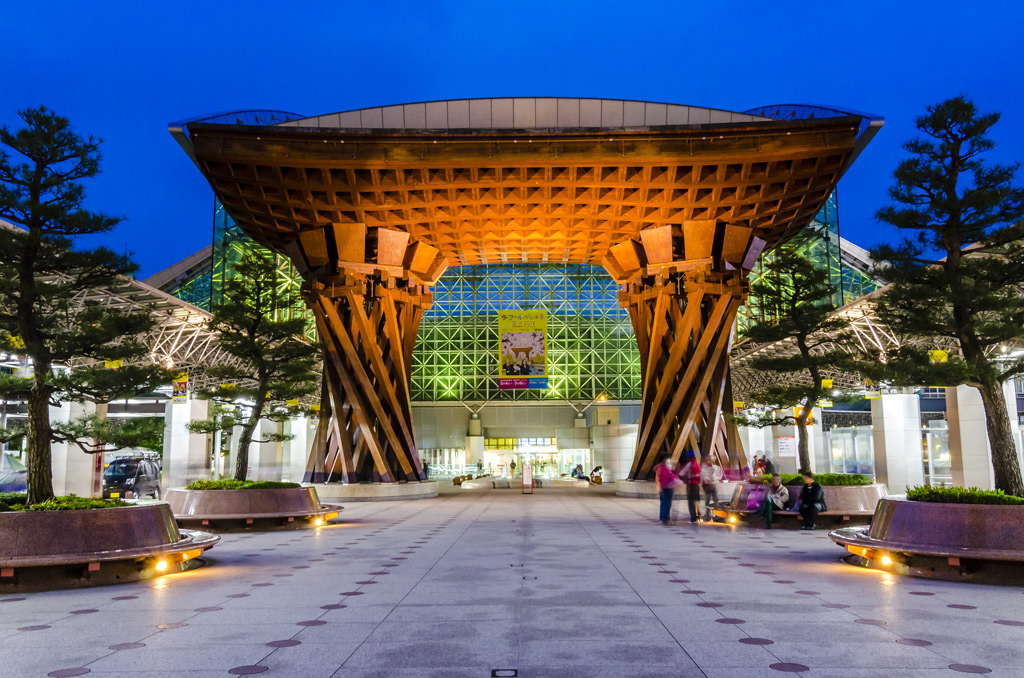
[103,457,161,499]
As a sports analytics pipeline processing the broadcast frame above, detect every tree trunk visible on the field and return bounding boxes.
[796,403,812,474]
[234,401,265,482]
[25,367,53,504]
[976,378,1024,496]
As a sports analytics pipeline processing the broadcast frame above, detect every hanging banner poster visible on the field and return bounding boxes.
[172,372,189,403]
[498,310,547,389]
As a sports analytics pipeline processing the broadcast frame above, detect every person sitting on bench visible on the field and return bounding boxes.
[799,471,825,530]
[754,474,789,529]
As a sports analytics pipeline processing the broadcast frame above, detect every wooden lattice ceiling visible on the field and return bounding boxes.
[188,117,860,266]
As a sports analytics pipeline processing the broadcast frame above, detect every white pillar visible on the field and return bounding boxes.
[283,416,313,483]
[247,419,283,481]
[871,393,924,492]
[163,397,210,490]
[810,407,827,472]
[771,411,822,474]
[945,384,1016,490]
[49,401,95,497]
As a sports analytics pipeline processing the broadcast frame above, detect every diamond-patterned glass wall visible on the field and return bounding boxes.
[211,200,315,338]
[737,193,880,333]
[414,265,640,402]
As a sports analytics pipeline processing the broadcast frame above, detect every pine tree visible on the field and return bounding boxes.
[189,251,319,481]
[737,246,850,473]
[0,107,169,503]
[869,96,1024,495]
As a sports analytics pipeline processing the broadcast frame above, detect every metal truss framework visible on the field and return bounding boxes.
[730,286,957,401]
[60,275,245,390]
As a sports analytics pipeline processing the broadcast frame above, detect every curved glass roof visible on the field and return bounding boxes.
[276,98,774,132]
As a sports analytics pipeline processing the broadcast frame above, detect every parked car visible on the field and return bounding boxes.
[103,457,161,499]
[0,469,27,493]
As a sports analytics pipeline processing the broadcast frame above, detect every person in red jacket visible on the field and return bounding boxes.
[654,454,682,525]
[679,451,702,524]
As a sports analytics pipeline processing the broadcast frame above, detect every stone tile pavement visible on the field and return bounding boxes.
[1,488,1023,677]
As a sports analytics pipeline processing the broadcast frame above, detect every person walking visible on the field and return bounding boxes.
[509,459,517,477]
[679,451,702,524]
[654,455,682,525]
[700,457,723,521]
[799,471,826,530]
[754,474,790,528]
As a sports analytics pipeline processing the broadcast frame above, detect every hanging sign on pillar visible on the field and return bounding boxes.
[821,378,833,388]
[498,310,548,389]
[929,349,949,364]
[172,371,189,403]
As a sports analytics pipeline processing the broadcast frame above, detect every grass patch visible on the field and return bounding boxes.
[185,479,301,491]
[0,493,127,512]
[751,473,874,486]
[906,485,1024,505]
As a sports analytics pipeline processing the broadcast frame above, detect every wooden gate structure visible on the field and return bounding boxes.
[173,98,881,483]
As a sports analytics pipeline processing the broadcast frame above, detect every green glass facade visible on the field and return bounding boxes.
[737,193,879,333]
[415,265,639,402]
[167,192,877,404]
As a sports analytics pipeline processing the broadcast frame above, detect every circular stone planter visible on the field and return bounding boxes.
[830,497,1024,583]
[165,486,341,531]
[726,482,887,515]
[0,503,219,592]
[308,480,438,502]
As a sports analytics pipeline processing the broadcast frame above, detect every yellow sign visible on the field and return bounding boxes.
[104,359,122,369]
[172,371,189,403]
[286,398,299,408]
[821,378,833,388]
[929,349,949,364]
[498,310,547,389]
[311,403,321,412]
[792,406,814,425]
[865,390,881,399]
[818,399,833,408]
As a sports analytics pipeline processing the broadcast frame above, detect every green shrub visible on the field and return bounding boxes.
[185,479,301,491]
[0,492,27,512]
[0,493,126,512]
[906,485,1024,505]
[751,473,873,486]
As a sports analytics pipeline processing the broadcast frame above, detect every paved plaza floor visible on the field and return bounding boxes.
[2,487,1023,677]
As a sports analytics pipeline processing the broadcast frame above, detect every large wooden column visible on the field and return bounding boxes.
[603,221,765,480]
[279,224,447,484]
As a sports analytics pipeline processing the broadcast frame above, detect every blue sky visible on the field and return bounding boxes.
[2,1,1022,277]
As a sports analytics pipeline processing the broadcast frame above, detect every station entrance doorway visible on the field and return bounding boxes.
[482,437,591,479]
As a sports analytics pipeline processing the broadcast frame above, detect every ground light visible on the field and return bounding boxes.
[155,560,168,572]
[728,516,737,524]
[314,518,323,526]
[880,554,893,566]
